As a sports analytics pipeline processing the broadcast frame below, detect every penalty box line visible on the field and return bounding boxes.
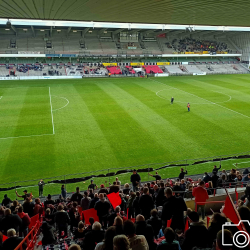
[0,87,55,140]
[150,78,250,120]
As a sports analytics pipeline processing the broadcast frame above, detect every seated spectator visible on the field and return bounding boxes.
[218,175,227,187]
[113,235,131,250]
[71,187,83,205]
[203,172,211,183]
[41,221,56,246]
[73,221,86,240]
[54,204,70,237]
[206,181,213,195]
[113,216,124,235]
[81,191,91,210]
[207,213,227,247]
[146,209,162,239]
[184,186,193,199]
[135,215,156,249]
[139,187,154,220]
[243,168,250,175]
[2,228,25,250]
[156,227,181,250]
[22,197,35,217]
[89,193,99,208]
[2,195,11,207]
[108,206,121,227]
[0,208,22,235]
[216,230,233,250]
[17,206,30,237]
[124,220,149,250]
[83,222,104,250]
[243,173,250,184]
[123,183,131,195]
[95,226,116,250]
[182,211,208,250]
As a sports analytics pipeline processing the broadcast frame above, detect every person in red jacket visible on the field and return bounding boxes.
[192,181,209,220]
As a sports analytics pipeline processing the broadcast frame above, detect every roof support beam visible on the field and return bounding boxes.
[31,26,35,37]
[112,28,125,35]
[50,26,53,37]
[81,27,90,38]
[67,27,71,37]
[11,25,17,36]
[98,28,107,34]
[128,29,140,35]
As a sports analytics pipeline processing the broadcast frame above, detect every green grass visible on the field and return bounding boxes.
[1,74,250,200]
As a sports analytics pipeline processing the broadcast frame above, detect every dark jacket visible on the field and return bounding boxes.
[211,174,219,189]
[41,222,56,246]
[182,222,209,250]
[54,210,70,226]
[203,174,211,183]
[155,188,165,207]
[207,220,227,247]
[161,196,187,230]
[139,194,154,219]
[130,173,141,186]
[2,197,12,207]
[22,201,35,217]
[94,200,111,217]
[0,214,22,234]
[132,197,141,216]
[212,165,221,174]
[178,171,187,180]
[71,192,83,205]
[135,221,156,249]
[146,216,162,238]
[81,197,90,211]
[83,230,105,250]
[89,197,99,209]
[109,185,119,194]
[2,237,24,250]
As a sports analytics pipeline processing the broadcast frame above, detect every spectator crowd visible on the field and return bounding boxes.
[0,166,249,250]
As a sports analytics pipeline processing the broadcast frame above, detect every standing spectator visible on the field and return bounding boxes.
[83,222,104,250]
[89,193,99,209]
[156,227,181,250]
[127,192,136,218]
[54,204,70,237]
[33,198,43,216]
[182,211,209,250]
[108,206,121,227]
[203,172,211,183]
[89,189,94,199]
[2,229,25,250]
[178,168,187,180]
[17,206,31,237]
[192,181,209,220]
[130,169,141,192]
[88,180,97,191]
[138,187,154,220]
[95,226,116,250]
[123,183,131,195]
[81,191,91,211]
[135,215,156,250]
[148,172,161,181]
[211,172,219,189]
[94,193,111,228]
[132,191,141,217]
[44,194,55,210]
[113,216,124,235]
[2,194,11,207]
[115,177,121,186]
[23,197,35,218]
[38,179,45,197]
[161,188,187,230]
[212,165,221,174]
[98,184,109,195]
[113,235,131,250]
[124,220,149,250]
[71,187,83,205]
[41,221,56,246]
[0,209,22,235]
[109,182,120,194]
[15,190,32,200]
[155,182,165,207]
[146,209,162,239]
[61,184,67,199]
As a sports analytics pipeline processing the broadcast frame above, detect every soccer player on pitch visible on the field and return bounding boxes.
[171,97,174,104]
[187,103,190,112]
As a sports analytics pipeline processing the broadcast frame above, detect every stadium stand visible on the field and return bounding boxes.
[2,166,249,250]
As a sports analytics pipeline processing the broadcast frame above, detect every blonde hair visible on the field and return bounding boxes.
[114,216,123,226]
[113,235,131,250]
[124,183,130,188]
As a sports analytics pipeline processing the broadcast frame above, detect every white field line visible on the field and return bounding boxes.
[156,89,231,105]
[0,134,54,140]
[49,87,55,134]
[0,96,2,100]
[52,95,69,111]
[233,161,250,167]
[151,78,250,119]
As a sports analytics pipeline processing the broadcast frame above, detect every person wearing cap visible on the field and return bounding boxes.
[98,184,109,195]
[15,190,32,201]
[88,180,97,191]
[38,179,45,197]
[130,169,141,192]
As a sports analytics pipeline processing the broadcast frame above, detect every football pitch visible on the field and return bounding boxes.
[1,74,250,199]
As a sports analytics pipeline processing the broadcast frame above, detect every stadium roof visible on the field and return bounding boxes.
[0,0,249,27]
